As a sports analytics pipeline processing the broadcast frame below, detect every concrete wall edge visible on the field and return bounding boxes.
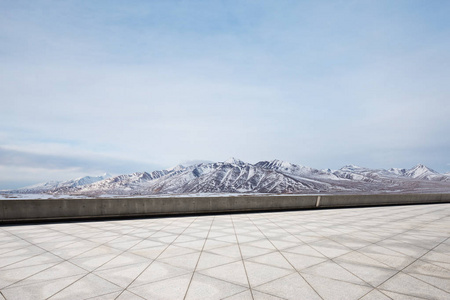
[1,193,449,223]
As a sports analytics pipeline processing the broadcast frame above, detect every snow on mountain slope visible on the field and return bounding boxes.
[331,163,450,183]
[387,168,407,176]
[65,174,112,187]
[66,160,336,195]
[15,173,111,193]
[256,159,340,183]
[74,172,152,193]
[180,163,310,194]
[167,164,185,172]
[73,167,186,194]
[332,165,387,182]
[385,164,448,181]
[18,181,62,192]
[224,157,246,166]
[256,159,316,176]
[405,164,442,180]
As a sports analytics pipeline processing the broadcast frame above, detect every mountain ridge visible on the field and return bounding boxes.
[8,159,450,195]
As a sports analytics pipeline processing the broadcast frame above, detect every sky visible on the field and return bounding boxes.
[1,0,450,189]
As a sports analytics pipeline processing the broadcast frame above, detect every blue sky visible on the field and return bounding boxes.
[1,0,449,189]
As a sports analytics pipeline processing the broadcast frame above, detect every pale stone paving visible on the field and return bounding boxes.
[0,203,449,299]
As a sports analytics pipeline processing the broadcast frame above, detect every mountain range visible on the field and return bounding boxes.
[7,158,450,196]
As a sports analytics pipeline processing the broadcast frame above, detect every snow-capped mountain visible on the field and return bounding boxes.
[171,161,322,194]
[14,173,112,193]
[72,160,320,195]
[167,164,186,172]
[224,157,246,166]
[332,165,392,182]
[404,164,446,180]
[10,160,450,196]
[333,163,449,182]
[387,168,407,176]
[256,159,319,176]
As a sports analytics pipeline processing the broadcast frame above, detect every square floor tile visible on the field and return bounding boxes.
[184,273,247,300]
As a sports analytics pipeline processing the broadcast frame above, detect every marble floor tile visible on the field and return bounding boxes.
[128,273,192,300]
[254,273,321,300]
[184,273,247,300]
[0,203,448,299]
[49,273,122,300]
[302,273,373,300]
[379,272,449,300]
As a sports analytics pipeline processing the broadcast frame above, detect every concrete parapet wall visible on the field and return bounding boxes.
[1,193,449,223]
[318,193,449,207]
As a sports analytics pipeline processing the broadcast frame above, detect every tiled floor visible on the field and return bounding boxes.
[0,203,449,299]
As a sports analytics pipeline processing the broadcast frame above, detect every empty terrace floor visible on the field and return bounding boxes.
[0,203,449,299]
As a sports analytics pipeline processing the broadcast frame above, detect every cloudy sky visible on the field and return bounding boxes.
[1,0,449,189]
